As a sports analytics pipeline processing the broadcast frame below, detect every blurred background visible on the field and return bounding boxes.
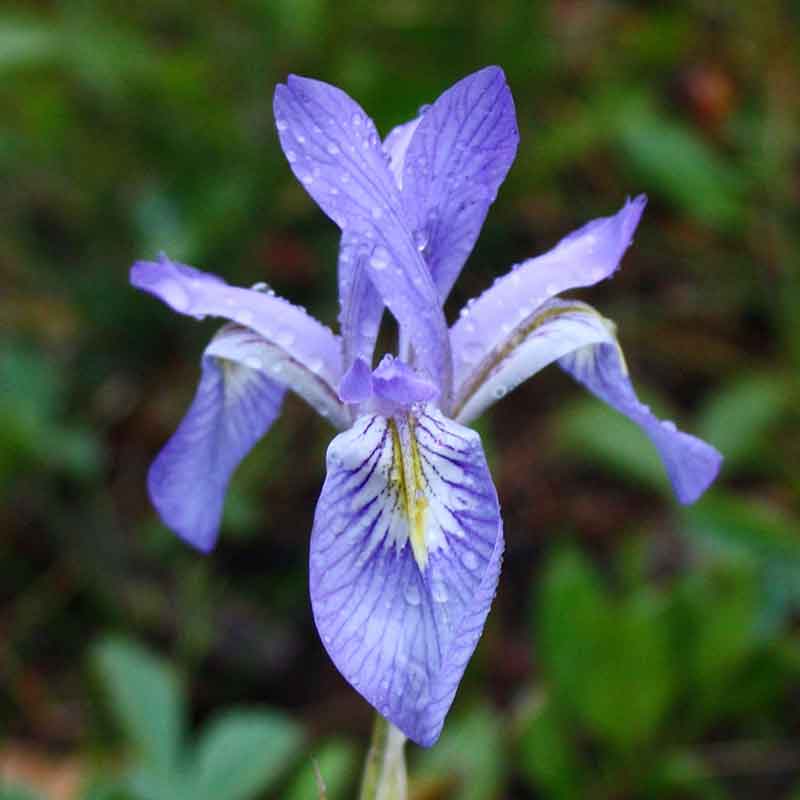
[2,1,799,798]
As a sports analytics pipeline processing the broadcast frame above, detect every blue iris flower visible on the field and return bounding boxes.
[131,67,722,746]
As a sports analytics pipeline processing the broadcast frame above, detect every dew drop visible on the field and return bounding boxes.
[661,419,677,432]
[234,309,254,326]
[461,550,479,570]
[492,384,508,400]
[369,246,390,270]
[404,583,421,606]
[351,112,363,127]
[286,149,297,163]
[308,357,324,373]
[300,172,314,185]
[159,280,190,312]
[413,229,428,252]
[545,282,558,295]
[275,118,289,131]
[371,206,383,220]
[276,329,296,348]
[296,133,306,144]
[431,581,448,603]
[243,355,262,370]
[326,142,340,155]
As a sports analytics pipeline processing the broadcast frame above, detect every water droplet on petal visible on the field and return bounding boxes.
[413,229,428,252]
[276,329,295,348]
[661,419,677,432]
[461,550,479,570]
[369,246,390,270]
[371,206,383,220]
[431,581,448,603]
[326,142,340,155]
[492,384,508,400]
[404,583,421,606]
[300,172,314,185]
[159,280,190,312]
[243,355,262,370]
[351,112,363,127]
[235,309,254,326]
[286,149,297,163]
[545,282,558,295]
[275,118,289,131]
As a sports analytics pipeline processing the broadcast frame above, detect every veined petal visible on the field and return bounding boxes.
[450,196,647,390]
[131,255,349,428]
[273,76,452,396]
[310,406,503,746]
[453,300,721,504]
[399,66,519,301]
[383,117,422,190]
[148,325,286,551]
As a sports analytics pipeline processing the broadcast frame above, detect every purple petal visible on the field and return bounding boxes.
[273,76,452,395]
[399,66,519,301]
[131,255,349,428]
[310,406,503,746]
[450,196,647,390]
[383,117,422,190]
[453,299,721,504]
[148,325,286,551]
[560,335,722,504]
[337,229,384,370]
[338,356,373,404]
[372,355,439,407]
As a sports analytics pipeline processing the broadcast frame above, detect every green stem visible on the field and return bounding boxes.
[359,712,408,800]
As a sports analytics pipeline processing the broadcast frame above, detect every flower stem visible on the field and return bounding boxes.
[359,712,408,800]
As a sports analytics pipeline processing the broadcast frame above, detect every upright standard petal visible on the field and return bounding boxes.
[148,325,286,551]
[453,300,721,504]
[399,66,519,301]
[309,406,503,746]
[450,196,647,393]
[273,76,453,396]
[131,255,349,428]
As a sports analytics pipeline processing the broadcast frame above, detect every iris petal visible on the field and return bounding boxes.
[399,66,519,301]
[131,255,349,428]
[309,406,503,746]
[450,196,647,392]
[454,299,721,504]
[273,76,452,396]
[148,325,286,551]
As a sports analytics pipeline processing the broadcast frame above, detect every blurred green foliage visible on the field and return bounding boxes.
[3,0,800,798]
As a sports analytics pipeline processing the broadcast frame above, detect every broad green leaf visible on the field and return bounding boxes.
[0,18,60,70]
[189,709,303,800]
[579,592,674,750]
[0,785,45,800]
[697,373,792,472]
[92,637,185,775]
[536,546,610,706]
[682,491,800,566]
[615,96,745,229]
[517,694,585,799]
[556,398,670,495]
[413,705,505,800]
[284,739,359,800]
[645,751,727,799]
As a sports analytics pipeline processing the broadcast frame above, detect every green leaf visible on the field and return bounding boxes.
[614,95,745,229]
[0,785,45,800]
[682,491,800,566]
[537,549,673,749]
[0,18,61,71]
[517,694,585,799]
[556,398,671,495]
[413,705,505,800]
[92,637,185,775]
[696,372,792,472]
[579,592,673,749]
[189,709,303,800]
[284,739,359,800]
[537,547,609,706]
